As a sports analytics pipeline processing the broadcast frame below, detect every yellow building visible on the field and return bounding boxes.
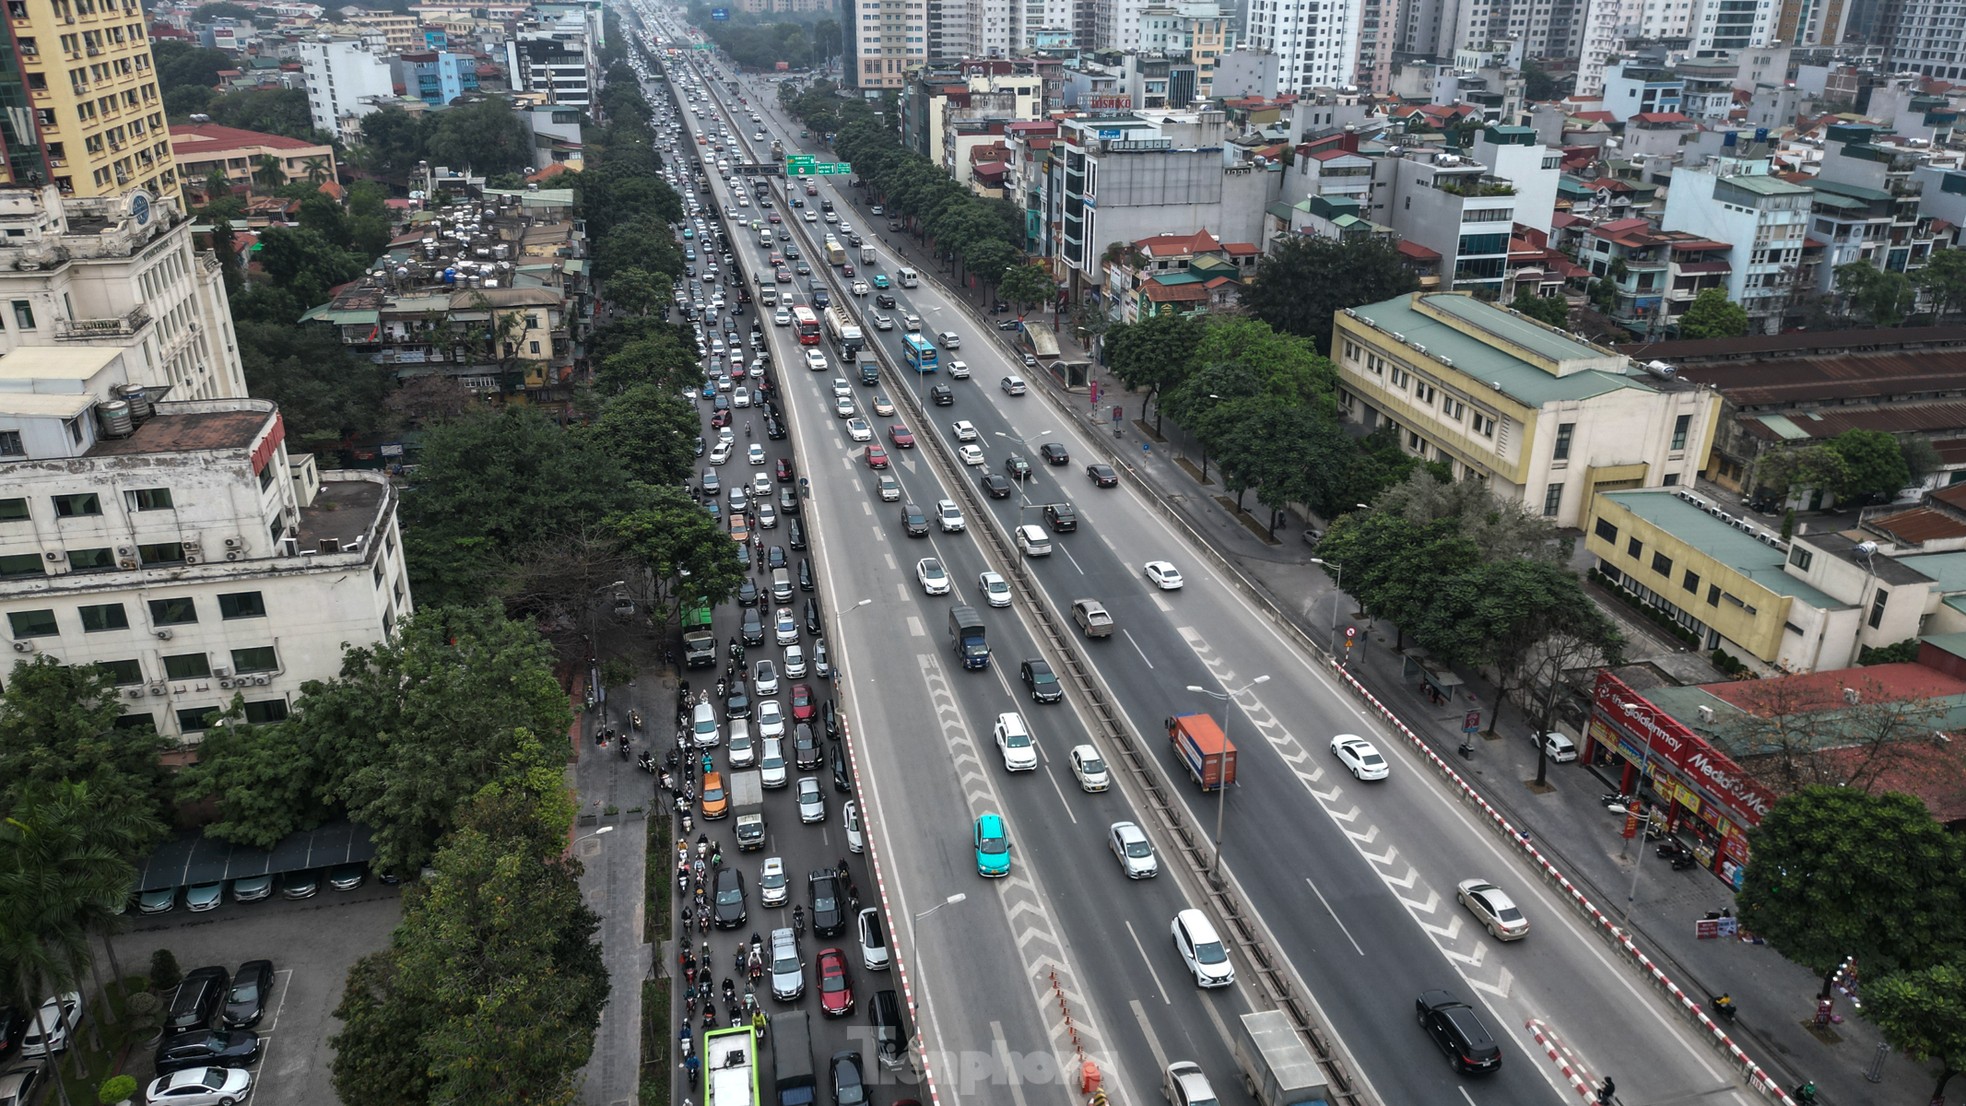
[2,0,180,202]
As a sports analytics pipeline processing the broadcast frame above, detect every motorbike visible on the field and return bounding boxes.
[792,903,805,937]
[618,737,632,762]
[1656,839,1697,869]
[639,752,658,774]
[630,710,643,731]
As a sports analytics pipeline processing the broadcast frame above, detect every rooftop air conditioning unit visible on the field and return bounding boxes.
[1696,704,1714,722]
[1843,687,1861,704]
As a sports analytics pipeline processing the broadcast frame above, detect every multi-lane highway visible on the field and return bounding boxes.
[638,14,1761,1106]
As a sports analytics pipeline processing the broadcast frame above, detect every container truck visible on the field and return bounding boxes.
[948,605,989,670]
[732,769,766,850]
[1233,1011,1331,1106]
[1167,712,1236,790]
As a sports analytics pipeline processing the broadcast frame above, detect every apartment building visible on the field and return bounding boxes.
[851,0,929,88]
[1331,291,1719,529]
[349,11,420,53]
[1102,228,1258,322]
[505,9,597,108]
[295,36,395,136]
[0,0,180,202]
[391,50,478,109]
[902,68,1041,160]
[0,356,408,741]
[1243,0,1362,94]
[1660,156,1810,335]
[169,123,337,195]
[0,186,245,404]
[1573,220,1733,336]
[1137,1,1231,96]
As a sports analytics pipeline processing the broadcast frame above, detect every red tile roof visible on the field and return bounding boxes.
[1142,281,1209,303]
[1632,111,1691,123]
[171,122,326,152]
[1396,240,1441,261]
[1133,229,1221,256]
[1571,111,1616,123]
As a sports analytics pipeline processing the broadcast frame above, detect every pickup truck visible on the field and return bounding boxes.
[1071,599,1113,639]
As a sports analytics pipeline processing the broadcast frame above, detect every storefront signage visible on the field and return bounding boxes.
[1593,673,1778,823]
[1088,96,1133,109]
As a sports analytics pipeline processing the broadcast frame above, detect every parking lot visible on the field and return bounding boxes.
[112,884,401,1106]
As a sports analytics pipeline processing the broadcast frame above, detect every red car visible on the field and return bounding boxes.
[791,684,815,722]
[710,409,732,428]
[768,212,782,224]
[776,458,796,483]
[887,425,915,448]
[816,947,855,1016]
[730,364,747,380]
[864,444,889,469]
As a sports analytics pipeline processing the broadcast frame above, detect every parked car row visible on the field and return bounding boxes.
[136,864,371,914]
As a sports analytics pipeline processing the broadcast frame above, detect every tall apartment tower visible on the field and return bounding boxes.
[1881,0,1966,80]
[851,0,929,88]
[0,0,180,203]
[1399,0,1583,62]
[1244,0,1363,92]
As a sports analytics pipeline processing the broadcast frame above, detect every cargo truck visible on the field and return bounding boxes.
[732,769,766,850]
[948,605,989,670]
[825,305,863,354]
[856,350,880,385]
[1168,712,1236,790]
[897,266,919,288]
[1234,1011,1331,1106]
[684,597,717,668]
[860,245,877,265]
[771,1010,816,1106]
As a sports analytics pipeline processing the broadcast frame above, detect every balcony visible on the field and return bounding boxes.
[54,306,150,340]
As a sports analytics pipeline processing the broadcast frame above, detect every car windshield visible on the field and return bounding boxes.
[717,886,741,906]
[814,887,837,910]
[1194,940,1226,964]
[1125,838,1151,858]
[703,781,725,801]
[774,948,798,972]
[1006,732,1030,747]
[978,835,1007,855]
[1082,755,1105,774]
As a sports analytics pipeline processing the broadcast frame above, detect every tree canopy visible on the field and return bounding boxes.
[1240,236,1417,354]
[0,658,172,843]
[1676,287,1749,340]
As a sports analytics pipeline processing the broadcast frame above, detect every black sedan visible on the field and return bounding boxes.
[153,1029,261,1076]
[223,961,273,1029]
[979,473,1012,499]
[726,679,752,719]
[1020,659,1063,704]
[1087,464,1119,488]
[831,1050,867,1106]
[809,873,847,937]
[1040,443,1070,465]
[713,867,747,929]
[741,608,766,645]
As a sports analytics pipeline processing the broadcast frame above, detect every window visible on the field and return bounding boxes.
[1471,413,1496,437]
[0,431,20,459]
[9,609,58,638]
[1869,587,1888,630]
[1683,570,1700,593]
[69,546,117,571]
[10,301,35,330]
[1543,483,1563,516]
[1627,537,1643,558]
[1442,397,1465,421]
[218,591,266,619]
[175,705,221,733]
[52,492,102,517]
[138,541,184,565]
[0,553,42,578]
[1788,547,1813,571]
[95,658,143,685]
[230,645,278,673]
[124,487,173,511]
[1707,585,1722,606]
[78,603,129,633]
[1670,413,1691,451]
[0,498,26,521]
[147,597,197,625]
[162,653,211,679]
[1651,551,1673,577]
[243,699,290,725]
[1594,518,1619,543]
[1553,422,1575,462]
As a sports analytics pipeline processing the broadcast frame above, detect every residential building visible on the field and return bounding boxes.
[1212,47,1281,99]
[1880,0,1966,81]
[1138,1,1232,97]
[392,50,479,109]
[0,186,245,403]
[902,68,1041,161]
[295,36,395,136]
[0,357,409,742]
[1659,155,1810,334]
[1467,126,1560,234]
[1600,59,1685,123]
[504,11,596,109]
[1378,149,1523,298]
[349,11,420,53]
[1115,51,1201,109]
[1094,0,1153,53]
[1049,111,1283,298]
[1243,0,1362,95]
[1574,220,1734,336]
[521,103,585,168]
[169,124,337,196]
[1806,122,1944,278]
[850,0,929,89]
[1101,229,1259,322]
[0,0,180,202]
[1331,291,1720,528]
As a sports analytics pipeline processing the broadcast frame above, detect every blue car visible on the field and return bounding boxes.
[702,379,719,399]
[974,813,1011,878]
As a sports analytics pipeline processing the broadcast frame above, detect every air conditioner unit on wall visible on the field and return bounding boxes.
[254,674,270,685]
[212,665,229,678]
[12,641,35,653]
[154,628,171,640]
[44,549,64,561]
[218,678,233,689]
[126,688,145,699]
[183,554,200,565]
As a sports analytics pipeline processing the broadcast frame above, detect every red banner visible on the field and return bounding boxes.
[1593,672,1778,825]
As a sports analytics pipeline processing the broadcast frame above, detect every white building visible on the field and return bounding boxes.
[0,356,409,741]
[295,36,397,137]
[1660,156,1811,334]
[0,187,246,405]
[853,0,930,89]
[1243,0,1363,93]
[506,11,598,108]
[1882,0,1966,81]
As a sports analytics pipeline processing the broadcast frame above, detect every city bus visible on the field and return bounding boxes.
[792,305,822,345]
[702,1026,760,1106]
[902,332,938,373]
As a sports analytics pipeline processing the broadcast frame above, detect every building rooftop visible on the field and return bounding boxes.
[90,407,271,457]
[170,123,329,153]
[1603,490,1842,608]
[1348,293,1648,408]
[295,473,389,553]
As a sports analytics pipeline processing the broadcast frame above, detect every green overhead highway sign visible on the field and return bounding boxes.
[786,155,816,168]
[817,163,852,175]
[786,159,851,176]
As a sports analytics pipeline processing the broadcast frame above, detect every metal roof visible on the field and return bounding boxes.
[132,822,376,891]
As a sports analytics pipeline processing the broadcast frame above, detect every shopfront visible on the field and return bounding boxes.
[1585,672,1780,890]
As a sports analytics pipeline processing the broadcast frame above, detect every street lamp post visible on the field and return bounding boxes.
[1309,558,1343,653]
[1616,699,1662,922]
[907,892,968,1074]
[1184,675,1270,882]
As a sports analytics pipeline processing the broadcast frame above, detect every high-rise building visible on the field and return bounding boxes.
[505,10,598,108]
[0,0,180,202]
[295,36,396,137]
[1244,0,1362,92]
[852,0,930,88]
[1880,0,1966,80]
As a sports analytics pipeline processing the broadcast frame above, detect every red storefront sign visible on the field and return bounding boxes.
[1593,672,1779,827]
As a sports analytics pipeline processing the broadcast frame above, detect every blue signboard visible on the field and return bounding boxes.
[711,6,729,19]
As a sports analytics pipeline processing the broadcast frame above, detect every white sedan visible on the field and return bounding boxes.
[774,309,792,326]
[1069,745,1109,791]
[846,418,873,442]
[978,570,1011,608]
[834,396,856,419]
[805,349,829,370]
[1143,561,1185,590]
[959,444,985,466]
[757,698,786,739]
[851,281,870,296]
[916,557,951,595]
[872,395,896,416]
[1329,734,1389,781]
[952,420,978,441]
[761,856,788,904]
[748,443,767,465]
[1457,878,1529,940]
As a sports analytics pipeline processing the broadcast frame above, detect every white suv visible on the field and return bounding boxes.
[993,711,1038,772]
[936,499,965,532]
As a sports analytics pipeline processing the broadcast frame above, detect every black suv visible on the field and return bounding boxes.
[1044,503,1077,532]
[713,867,748,928]
[808,872,847,937]
[875,292,897,308]
[166,966,231,1032]
[900,502,929,537]
[1416,990,1503,1075]
[928,383,954,406]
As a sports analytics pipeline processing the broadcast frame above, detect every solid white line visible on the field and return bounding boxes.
[1121,629,1155,669]
[1304,877,1368,957]
[1123,919,1173,1006]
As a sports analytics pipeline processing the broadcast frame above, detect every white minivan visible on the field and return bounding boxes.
[1016,524,1052,557]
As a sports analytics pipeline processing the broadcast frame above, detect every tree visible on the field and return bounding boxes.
[1836,263,1916,328]
[585,385,699,486]
[1737,787,1966,980]
[1708,674,1950,795]
[998,259,1061,312]
[398,407,636,607]
[1466,559,1622,739]
[1826,428,1910,501]
[0,658,171,841]
[208,88,320,142]
[1105,312,1202,432]
[1914,249,1966,323]
[253,225,365,309]
[1192,318,1338,407]
[424,97,533,177]
[606,267,661,317]
[356,108,431,183]
[1676,287,1749,339]
[1750,443,1849,505]
[173,709,332,849]
[290,606,572,876]
[1240,236,1416,354]
[1867,955,1966,1106]
[605,486,749,624]
[237,322,388,449]
[1510,287,1571,329]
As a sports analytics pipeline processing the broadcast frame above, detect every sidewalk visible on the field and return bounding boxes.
[857,216,1927,1101]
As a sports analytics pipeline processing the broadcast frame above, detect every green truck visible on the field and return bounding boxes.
[683,598,717,668]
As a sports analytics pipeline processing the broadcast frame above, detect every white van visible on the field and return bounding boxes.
[760,228,774,248]
[897,266,919,288]
[1016,524,1052,557]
